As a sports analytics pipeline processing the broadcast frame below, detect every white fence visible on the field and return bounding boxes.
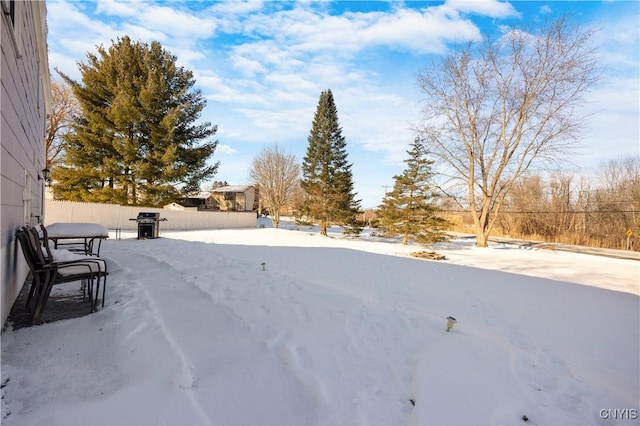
[44,200,257,231]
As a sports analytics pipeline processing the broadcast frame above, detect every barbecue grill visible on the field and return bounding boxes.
[130,212,164,239]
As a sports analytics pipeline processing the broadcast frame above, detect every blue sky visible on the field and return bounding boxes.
[46,0,639,207]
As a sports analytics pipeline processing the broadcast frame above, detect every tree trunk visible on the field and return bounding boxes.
[320,219,328,236]
[476,230,489,247]
[475,208,491,247]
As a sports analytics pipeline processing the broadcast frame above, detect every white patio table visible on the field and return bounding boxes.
[45,223,109,256]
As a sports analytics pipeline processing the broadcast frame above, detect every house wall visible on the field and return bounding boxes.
[45,200,257,231]
[244,187,255,212]
[211,187,256,212]
[0,1,51,326]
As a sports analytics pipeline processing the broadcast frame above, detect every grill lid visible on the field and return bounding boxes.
[137,212,160,219]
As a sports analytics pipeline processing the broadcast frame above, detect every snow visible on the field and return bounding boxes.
[46,223,109,238]
[2,218,639,425]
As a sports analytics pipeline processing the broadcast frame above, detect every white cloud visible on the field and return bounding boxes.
[231,55,268,77]
[233,3,486,56]
[236,107,313,134]
[578,78,639,167]
[593,12,640,73]
[539,5,553,15]
[358,7,482,53]
[264,73,318,94]
[47,1,118,55]
[136,4,217,39]
[215,144,240,156]
[95,0,142,17]
[445,0,520,19]
[208,0,265,16]
[96,0,218,39]
[573,10,639,166]
[167,46,209,69]
[120,23,167,43]
[148,2,475,172]
[334,88,420,166]
[232,40,306,69]
[200,75,267,106]
[48,51,83,81]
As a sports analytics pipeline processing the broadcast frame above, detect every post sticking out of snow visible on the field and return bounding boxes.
[446,316,457,332]
[261,262,266,271]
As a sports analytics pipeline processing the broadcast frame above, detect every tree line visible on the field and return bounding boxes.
[46,15,633,250]
[494,157,639,250]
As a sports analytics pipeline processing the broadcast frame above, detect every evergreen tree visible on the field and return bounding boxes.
[301,89,361,235]
[378,138,447,244]
[54,36,218,206]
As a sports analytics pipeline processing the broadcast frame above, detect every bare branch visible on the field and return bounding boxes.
[416,15,598,246]
[249,144,301,228]
[46,79,80,169]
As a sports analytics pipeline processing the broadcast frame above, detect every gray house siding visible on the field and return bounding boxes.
[1,0,50,325]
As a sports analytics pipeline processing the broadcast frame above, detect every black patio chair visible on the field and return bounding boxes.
[16,227,107,324]
[38,224,108,309]
[16,229,55,321]
[22,226,104,319]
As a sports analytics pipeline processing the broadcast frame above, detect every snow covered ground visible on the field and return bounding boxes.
[1,218,638,425]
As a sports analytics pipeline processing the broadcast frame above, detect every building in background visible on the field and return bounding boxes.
[211,185,256,212]
[165,192,215,211]
[1,1,51,325]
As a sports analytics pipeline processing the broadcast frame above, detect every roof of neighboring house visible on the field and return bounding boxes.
[212,185,254,193]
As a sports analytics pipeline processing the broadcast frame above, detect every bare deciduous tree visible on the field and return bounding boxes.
[500,173,578,241]
[249,144,300,228]
[45,79,79,169]
[590,156,640,248]
[492,157,639,250]
[416,15,598,247]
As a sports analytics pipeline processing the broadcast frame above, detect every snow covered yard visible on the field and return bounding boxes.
[1,219,638,425]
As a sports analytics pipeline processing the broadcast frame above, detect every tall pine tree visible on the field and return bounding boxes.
[301,89,361,235]
[378,138,447,244]
[54,36,218,206]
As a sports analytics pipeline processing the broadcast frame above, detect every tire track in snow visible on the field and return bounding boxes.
[108,242,330,424]
[106,248,213,424]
